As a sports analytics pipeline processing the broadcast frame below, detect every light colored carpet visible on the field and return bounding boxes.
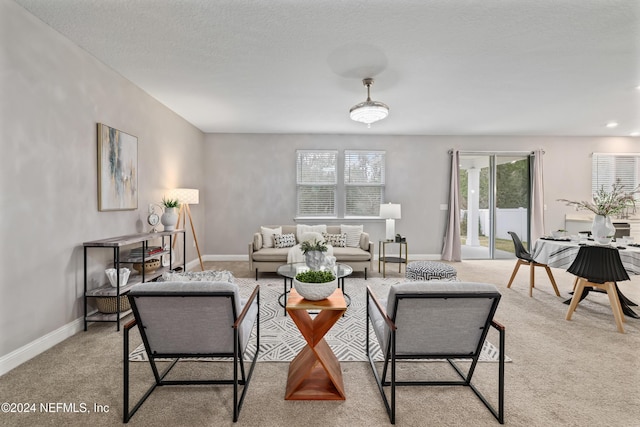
[1,260,639,426]
[129,277,508,363]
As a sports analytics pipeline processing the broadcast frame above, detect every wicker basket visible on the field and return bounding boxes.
[96,296,131,313]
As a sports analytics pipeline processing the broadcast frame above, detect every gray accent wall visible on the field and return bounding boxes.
[1,0,204,367]
[203,134,638,256]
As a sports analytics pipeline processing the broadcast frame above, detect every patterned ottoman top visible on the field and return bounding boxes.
[406,261,457,281]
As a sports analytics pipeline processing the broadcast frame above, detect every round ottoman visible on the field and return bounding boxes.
[406,261,457,281]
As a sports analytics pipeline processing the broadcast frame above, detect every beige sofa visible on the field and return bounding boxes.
[249,225,374,279]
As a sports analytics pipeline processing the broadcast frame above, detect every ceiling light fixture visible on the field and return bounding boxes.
[606,121,619,128]
[350,78,389,128]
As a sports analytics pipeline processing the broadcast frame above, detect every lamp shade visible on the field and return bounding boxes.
[168,188,199,205]
[379,203,401,219]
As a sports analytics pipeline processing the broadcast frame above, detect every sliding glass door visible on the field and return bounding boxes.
[459,153,531,259]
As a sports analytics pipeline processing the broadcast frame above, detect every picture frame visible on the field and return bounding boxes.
[97,123,138,211]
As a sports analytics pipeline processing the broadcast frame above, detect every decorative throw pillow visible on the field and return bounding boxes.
[261,226,281,248]
[322,232,347,247]
[296,224,327,243]
[301,231,324,244]
[161,270,235,283]
[341,224,363,248]
[273,233,297,248]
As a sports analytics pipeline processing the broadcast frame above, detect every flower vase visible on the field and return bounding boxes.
[591,214,616,244]
[161,207,178,231]
[304,250,326,270]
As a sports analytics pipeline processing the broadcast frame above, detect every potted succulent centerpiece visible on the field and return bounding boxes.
[293,269,337,301]
[300,238,329,270]
[558,182,638,244]
[160,197,180,231]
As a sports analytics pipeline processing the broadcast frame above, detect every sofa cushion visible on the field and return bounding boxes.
[300,231,324,244]
[326,225,342,234]
[252,247,292,262]
[261,226,281,248]
[274,233,296,248]
[296,224,327,242]
[359,232,371,251]
[332,246,371,261]
[341,224,363,248]
[323,232,346,247]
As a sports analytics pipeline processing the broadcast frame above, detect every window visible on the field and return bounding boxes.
[344,150,386,217]
[592,153,640,198]
[296,150,337,217]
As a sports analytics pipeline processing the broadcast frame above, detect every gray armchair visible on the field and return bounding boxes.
[366,281,505,424]
[123,281,260,423]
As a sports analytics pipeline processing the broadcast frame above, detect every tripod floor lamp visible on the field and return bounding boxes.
[169,188,204,271]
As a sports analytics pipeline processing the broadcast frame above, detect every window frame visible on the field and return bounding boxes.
[296,149,338,218]
[343,150,386,218]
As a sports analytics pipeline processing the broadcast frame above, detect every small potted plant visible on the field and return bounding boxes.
[293,269,337,301]
[160,197,180,231]
[300,238,328,270]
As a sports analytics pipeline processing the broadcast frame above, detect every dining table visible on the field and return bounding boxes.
[531,238,640,318]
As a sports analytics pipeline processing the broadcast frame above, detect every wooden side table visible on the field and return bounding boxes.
[285,288,347,400]
[379,240,408,278]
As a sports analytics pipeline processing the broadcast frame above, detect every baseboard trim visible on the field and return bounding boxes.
[202,254,249,262]
[200,254,444,263]
[0,316,84,376]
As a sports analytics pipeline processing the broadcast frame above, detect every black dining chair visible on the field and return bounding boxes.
[565,245,629,333]
[507,231,560,297]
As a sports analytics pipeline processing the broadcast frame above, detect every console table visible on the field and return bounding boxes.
[83,230,185,331]
[285,288,347,400]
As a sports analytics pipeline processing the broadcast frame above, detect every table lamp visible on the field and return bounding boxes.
[380,203,401,241]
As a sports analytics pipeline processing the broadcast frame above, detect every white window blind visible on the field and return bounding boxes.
[344,150,386,216]
[296,150,338,217]
[592,154,640,198]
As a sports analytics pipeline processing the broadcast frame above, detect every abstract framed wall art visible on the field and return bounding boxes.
[97,123,138,211]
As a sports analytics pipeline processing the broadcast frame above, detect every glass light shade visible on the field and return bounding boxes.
[349,101,389,125]
[168,188,199,204]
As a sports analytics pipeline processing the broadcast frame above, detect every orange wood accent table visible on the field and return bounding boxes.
[285,288,347,400]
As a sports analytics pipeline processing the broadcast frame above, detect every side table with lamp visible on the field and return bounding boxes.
[378,203,406,277]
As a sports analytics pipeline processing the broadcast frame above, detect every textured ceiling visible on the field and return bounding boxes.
[14,0,640,136]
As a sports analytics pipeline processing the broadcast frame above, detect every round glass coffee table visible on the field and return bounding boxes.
[276,263,353,315]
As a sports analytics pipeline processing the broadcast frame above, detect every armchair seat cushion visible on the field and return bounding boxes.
[370,281,501,356]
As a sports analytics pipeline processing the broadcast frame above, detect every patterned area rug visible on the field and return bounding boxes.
[129,277,510,363]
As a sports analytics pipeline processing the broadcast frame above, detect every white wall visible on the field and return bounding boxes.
[0,0,204,371]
